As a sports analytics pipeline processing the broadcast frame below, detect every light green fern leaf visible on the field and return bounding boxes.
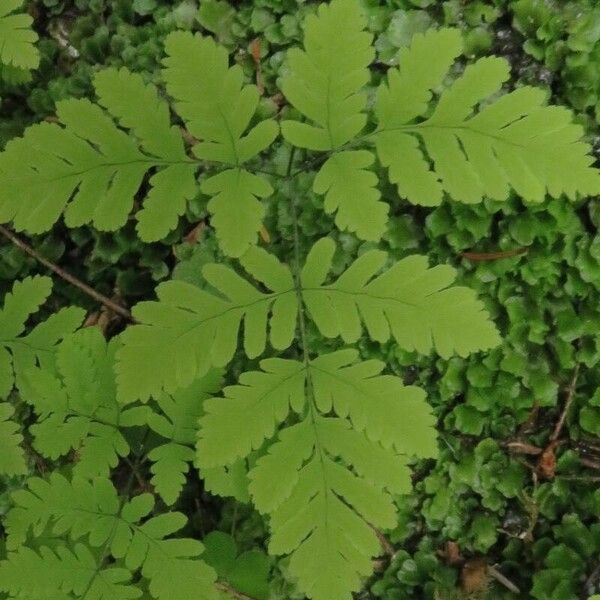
[197,349,436,600]
[0,275,84,399]
[146,370,222,504]
[163,31,278,257]
[94,67,197,241]
[4,473,219,600]
[0,0,39,70]
[280,0,372,150]
[0,402,26,475]
[0,68,196,240]
[281,0,388,240]
[312,151,388,241]
[0,544,140,600]
[116,247,297,402]
[21,328,138,478]
[197,358,306,466]
[201,461,251,503]
[301,237,500,357]
[375,28,600,205]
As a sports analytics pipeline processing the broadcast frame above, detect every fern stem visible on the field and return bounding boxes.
[286,146,334,542]
[0,224,135,322]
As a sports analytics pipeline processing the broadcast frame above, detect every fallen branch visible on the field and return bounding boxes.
[461,247,528,261]
[0,224,134,322]
[487,564,520,594]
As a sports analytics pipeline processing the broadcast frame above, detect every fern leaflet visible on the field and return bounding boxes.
[281,0,388,240]
[0,0,39,70]
[375,28,600,205]
[301,237,501,357]
[20,328,142,478]
[0,401,26,475]
[0,544,140,600]
[145,370,222,504]
[0,68,196,239]
[163,31,279,257]
[116,246,297,402]
[0,275,84,399]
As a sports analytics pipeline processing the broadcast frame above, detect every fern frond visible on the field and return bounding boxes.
[0,68,196,240]
[0,402,26,475]
[281,0,388,240]
[0,544,140,600]
[301,237,500,357]
[375,28,600,205]
[4,473,219,600]
[116,247,297,402]
[20,328,135,477]
[163,31,278,257]
[145,370,222,504]
[197,349,436,600]
[0,276,84,399]
[0,0,39,70]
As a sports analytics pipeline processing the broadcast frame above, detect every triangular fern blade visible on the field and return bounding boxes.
[21,329,129,478]
[4,473,220,599]
[203,350,435,600]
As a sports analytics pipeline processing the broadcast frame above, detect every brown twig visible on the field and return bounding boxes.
[551,363,581,442]
[487,564,520,594]
[504,440,542,455]
[0,224,134,322]
[461,247,528,261]
[558,475,600,482]
[584,561,600,592]
[216,581,257,600]
[579,456,600,471]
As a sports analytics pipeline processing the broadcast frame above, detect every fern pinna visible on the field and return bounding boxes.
[0,0,598,599]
